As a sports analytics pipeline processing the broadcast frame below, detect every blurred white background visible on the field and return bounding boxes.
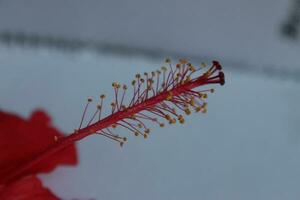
[0,0,300,199]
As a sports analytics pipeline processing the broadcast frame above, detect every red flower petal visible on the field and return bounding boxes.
[0,175,59,200]
[0,109,77,184]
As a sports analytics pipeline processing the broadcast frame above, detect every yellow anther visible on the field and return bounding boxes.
[184,108,191,115]
[179,59,188,64]
[159,123,165,127]
[188,65,196,72]
[185,76,191,82]
[178,115,185,124]
[112,82,118,88]
[195,107,202,112]
[166,91,173,101]
[165,114,171,120]
[169,118,176,124]
[189,98,195,106]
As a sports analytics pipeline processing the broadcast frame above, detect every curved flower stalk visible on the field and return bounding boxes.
[3,58,225,184]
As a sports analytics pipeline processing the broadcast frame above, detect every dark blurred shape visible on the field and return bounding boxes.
[281,0,300,40]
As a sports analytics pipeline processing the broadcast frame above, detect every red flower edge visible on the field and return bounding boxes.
[0,109,78,199]
[0,176,59,200]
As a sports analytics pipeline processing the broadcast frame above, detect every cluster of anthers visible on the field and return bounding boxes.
[75,58,225,147]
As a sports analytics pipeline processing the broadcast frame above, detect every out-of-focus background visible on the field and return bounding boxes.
[0,0,300,199]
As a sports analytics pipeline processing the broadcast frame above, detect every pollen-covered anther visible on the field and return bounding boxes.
[189,98,195,106]
[184,76,191,83]
[178,115,185,124]
[179,58,188,64]
[188,65,196,72]
[195,106,201,112]
[166,91,173,101]
[112,82,118,88]
[184,108,191,115]
[165,114,171,121]
[170,118,177,124]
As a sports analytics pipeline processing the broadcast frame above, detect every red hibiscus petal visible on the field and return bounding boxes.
[0,109,78,184]
[0,175,60,200]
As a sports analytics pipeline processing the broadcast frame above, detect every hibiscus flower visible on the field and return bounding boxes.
[0,109,77,200]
